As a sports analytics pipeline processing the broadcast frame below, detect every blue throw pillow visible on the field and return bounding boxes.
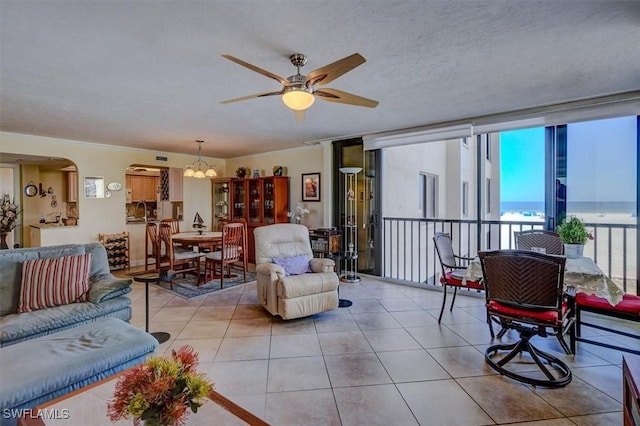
[273,255,311,276]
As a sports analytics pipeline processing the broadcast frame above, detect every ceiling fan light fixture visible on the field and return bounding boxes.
[185,140,216,179]
[282,87,315,111]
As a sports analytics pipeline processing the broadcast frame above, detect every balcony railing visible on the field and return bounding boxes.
[382,217,637,295]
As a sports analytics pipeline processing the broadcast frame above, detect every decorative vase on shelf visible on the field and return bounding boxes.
[0,233,8,250]
[564,243,584,259]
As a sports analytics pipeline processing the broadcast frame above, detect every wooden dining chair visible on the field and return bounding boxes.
[203,222,247,288]
[144,223,162,271]
[514,230,564,255]
[161,218,180,234]
[232,218,248,272]
[433,232,484,323]
[158,222,203,288]
[479,249,576,387]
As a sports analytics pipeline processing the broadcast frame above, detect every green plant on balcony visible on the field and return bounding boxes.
[556,216,593,245]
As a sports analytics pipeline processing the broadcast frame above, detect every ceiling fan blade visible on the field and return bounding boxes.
[315,88,378,108]
[221,54,290,86]
[305,53,366,87]
[220,90,283,104]
[293,109,306,122]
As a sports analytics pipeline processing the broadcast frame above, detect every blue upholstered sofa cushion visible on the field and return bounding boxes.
[0,297,131,346]
[0,318,158,413]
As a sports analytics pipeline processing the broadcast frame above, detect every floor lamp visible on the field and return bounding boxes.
[339,167,362,286]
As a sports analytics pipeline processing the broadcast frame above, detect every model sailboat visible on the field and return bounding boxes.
[193,212,205,234]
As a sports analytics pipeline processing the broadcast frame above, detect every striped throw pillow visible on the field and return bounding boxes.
[18,253,92,313]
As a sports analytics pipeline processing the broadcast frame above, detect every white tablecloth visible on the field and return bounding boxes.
[464,256,625,306]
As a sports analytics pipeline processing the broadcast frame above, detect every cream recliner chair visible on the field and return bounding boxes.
[254,224,339,319]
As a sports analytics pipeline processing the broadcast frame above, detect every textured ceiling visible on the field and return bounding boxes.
[1,0,639,159]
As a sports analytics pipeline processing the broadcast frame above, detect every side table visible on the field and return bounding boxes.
[132,271,176,344]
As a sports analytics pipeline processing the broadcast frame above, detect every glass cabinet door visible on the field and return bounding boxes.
[248,179,262,223]
[263,178,275,224]
[212,180,230,230]
[231,180,246,220]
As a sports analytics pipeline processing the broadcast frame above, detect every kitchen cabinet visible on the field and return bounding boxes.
[29,226,41,247]
[159,168,183,202]
[142,176,158,202]
[214,176,289,263]
[128,175,158,202]
[66,171,78,202]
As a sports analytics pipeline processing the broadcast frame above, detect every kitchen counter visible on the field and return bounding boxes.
[30,223,76,229]
[29,223,78,247]
[126,217,158,224]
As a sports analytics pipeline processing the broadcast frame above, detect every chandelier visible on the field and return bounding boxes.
[184,140,217,178]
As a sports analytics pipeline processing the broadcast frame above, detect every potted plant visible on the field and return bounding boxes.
[107,345,214,426]
[556,216,593,258]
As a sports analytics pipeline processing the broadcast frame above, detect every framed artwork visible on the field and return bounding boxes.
[302,172,320,202]
[84,176,105,198]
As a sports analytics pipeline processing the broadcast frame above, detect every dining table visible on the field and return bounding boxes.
[464,255,626,306]
[172,231,222,252]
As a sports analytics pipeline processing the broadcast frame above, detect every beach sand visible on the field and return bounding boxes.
[499,212,637,294]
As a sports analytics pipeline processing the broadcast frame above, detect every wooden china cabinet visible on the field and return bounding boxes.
[212,176,290,263]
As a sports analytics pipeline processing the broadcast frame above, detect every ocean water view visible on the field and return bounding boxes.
[501,201,636,215]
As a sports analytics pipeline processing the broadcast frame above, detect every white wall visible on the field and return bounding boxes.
[1,132,225,263]
[382,142,448,219]
[225,144,329,229]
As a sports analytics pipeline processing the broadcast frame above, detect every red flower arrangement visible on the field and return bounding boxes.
[107,345,214,426]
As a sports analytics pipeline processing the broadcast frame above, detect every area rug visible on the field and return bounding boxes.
[148,271,256,299]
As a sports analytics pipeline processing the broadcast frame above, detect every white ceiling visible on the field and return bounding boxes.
[1,1,639,159]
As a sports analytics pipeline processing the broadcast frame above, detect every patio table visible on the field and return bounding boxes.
[464,255,625,306]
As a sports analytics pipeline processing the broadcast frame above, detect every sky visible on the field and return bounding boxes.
[500,116,637,203]
[500,127,545,203]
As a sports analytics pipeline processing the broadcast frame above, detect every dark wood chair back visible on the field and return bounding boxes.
[479,249,566,312]
[161,218,180,234]
[514,230,563,255]
[145,222,159,271]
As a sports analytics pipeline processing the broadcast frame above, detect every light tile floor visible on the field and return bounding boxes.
[46,273,639,425]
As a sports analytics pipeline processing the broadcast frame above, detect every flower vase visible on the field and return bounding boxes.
[564,243,584,259]
[0,233,8,250]
[133,417,178,426]
[295,218,301,224]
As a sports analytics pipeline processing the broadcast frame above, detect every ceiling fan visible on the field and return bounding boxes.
[221,53,378,121]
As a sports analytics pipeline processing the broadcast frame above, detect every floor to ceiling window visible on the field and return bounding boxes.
[565,116,637,294]
[499,127,545,222]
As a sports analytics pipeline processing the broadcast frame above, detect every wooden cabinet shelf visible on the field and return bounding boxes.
[98,231,130,271]
[212,176,289,263]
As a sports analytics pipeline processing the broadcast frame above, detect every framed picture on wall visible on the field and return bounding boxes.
[302,172,320,202]
[84,176,105,198]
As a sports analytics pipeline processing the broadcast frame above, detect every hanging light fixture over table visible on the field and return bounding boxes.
[184,140,217,178]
